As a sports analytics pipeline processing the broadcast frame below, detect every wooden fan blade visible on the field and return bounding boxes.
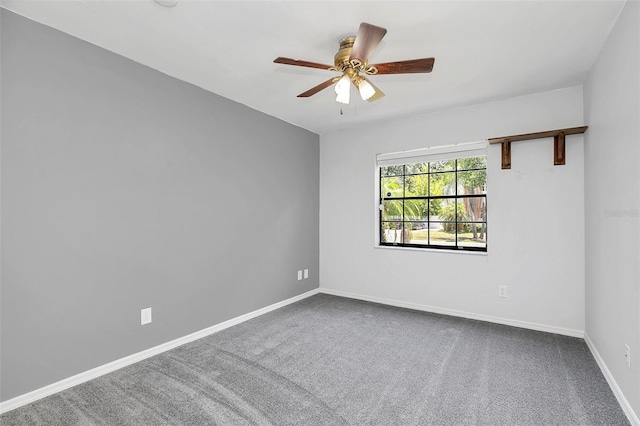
[370,58,435,74]
[361,76,385,102]
[274,57,333,71]
[349,22,387,62]
[297,77,339,98]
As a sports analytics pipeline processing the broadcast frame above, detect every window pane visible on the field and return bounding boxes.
[406,222,428,244]
[430,172,455,196]
[427,221,444,231]
[458,197,486,221]
[429,225,457,247]
[430,160,455,172]
[381,200,403,221]
[458,223,487,248]
[404,199,429,221]
[427,197,450,222]
[381,221,405,244]
[455,199,470,222]
[457,156,486,171]
[381,165,404,177]
[405,221,429,231]
[436,198,460,222]
[405,163,428,175]
[405,175,429,197]
[381,176,404,198]
[458,170,486,193]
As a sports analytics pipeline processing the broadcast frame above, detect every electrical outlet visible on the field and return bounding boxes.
[625,344,631,368]
[498,285,508,298]
[141,307,152,325]
[297,270,303,280]
[304,269,309,279]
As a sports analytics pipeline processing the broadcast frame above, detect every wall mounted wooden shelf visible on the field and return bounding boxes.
[488,126,588,169]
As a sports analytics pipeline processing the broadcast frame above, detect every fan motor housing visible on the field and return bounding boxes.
[334,36,356,70]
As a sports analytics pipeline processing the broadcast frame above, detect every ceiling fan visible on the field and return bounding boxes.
[274,22,435,105]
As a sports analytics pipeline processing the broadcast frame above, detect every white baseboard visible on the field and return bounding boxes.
[319,287,585,338]
[0,288,321,415]
[584,333,640,426]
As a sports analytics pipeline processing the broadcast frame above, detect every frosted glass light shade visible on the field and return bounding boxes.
[358,79,375,101]
[335,75,351,104]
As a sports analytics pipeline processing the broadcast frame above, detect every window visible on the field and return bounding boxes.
[377,143,487,252]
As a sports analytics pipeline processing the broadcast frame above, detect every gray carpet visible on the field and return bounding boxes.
[0,294,630,425]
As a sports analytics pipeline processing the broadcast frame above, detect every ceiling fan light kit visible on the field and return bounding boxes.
[274,22,435,105]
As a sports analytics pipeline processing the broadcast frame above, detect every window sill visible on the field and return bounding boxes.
[374,245,488,256]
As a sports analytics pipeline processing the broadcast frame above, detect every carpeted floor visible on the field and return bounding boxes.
[0,294,630,425]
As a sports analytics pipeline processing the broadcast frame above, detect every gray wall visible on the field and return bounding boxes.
[1,10,319,401]
[584,0,639,418]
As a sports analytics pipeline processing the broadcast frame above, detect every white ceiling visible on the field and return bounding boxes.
[1,0,625,134]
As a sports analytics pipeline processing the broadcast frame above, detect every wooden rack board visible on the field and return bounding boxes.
[488,126,588,169]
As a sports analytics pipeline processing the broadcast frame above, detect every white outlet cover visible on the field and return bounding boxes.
[141,307,152,325]
[304,269,309,279]
[498,285,508,298]
[297,270,303,280]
